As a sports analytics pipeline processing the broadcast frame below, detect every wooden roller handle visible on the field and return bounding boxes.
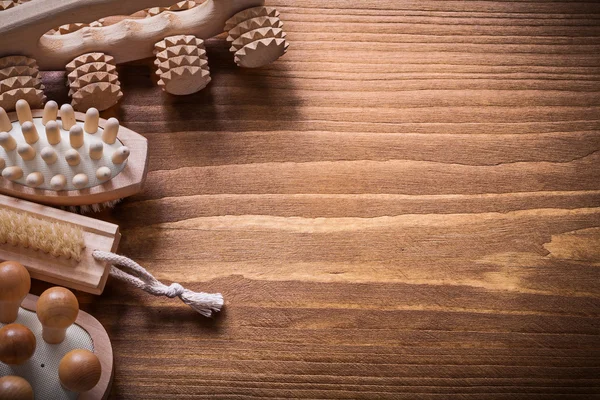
[0,0,264,70]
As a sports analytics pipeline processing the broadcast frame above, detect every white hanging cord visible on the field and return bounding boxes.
[92,250,223,317]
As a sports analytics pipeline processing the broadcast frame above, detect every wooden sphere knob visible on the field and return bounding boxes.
[37,287,79,344]
[0,261,31,323]
[0,376,34,400]
[0,324,36,365]
[59,349,102,392]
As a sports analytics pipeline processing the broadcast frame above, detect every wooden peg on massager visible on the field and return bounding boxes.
[0,323,36,365]
[36,287,79,344]
[0,376,34,400]
[0,261,31,323]
[59,349,102,393]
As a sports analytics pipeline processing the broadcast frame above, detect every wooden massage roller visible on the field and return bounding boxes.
[0,0,289,110]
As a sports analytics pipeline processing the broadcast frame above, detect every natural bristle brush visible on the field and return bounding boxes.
[0,194,223,316]
[0,99,148,212]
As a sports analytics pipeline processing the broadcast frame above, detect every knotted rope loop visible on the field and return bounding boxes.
[92,250,223,317]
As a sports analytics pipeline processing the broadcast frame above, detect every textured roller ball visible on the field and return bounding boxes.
[59,349,102,392]
[0,56,45,111]
[0,323,36,365]
[225,6,289,68]
[66,52,122,111]
[0,376,34,400]
[153,35,211,95]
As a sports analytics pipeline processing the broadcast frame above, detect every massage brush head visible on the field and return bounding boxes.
[0,376,34,400]
[0,100,147,212]
[0,323,36,365]
[0,261,31,323]
[59,349,102,393]
[1,101,129,190]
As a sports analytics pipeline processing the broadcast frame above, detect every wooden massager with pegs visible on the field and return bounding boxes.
[0,261,113,399]
[0,99,148,212]
[0,0,289,111]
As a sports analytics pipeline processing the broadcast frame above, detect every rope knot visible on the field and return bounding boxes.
[165,282,185,298]
[92,250,223,316]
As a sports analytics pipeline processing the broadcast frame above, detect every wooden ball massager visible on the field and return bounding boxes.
[0,0,289,111]
[0,99,148,211]
[0,261,113,399]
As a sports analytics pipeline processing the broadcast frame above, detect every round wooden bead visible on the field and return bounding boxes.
[59,349,102,392]
[37,287,79,344]
[0,376,34,400]
[0,323,36,365]
[0,261,31,323]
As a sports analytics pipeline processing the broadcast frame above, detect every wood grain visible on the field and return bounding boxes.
[29,1,600,398]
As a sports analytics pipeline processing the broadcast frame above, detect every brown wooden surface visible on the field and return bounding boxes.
[29,1,600,398]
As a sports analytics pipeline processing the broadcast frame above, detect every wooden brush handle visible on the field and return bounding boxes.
[0,0,264,70]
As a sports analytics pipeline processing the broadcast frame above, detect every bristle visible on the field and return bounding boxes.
[17,143,36,161]
[64,199,121,214]
[89,141,103,160]
[15,99,32,124]
[65,149,80,166]
[96,166,111,182]
[42,101,58,125]
[0,208,85,261]
[40,147,58,165]
[102,118,119,144]
[45,120,61,145]
[60,104,76,130]
[0,131,17,151]
[72,173,89,189]
[50,174,67,190]
[21,121,38,144]
[84,108,99,133]
[25,171,44,187]
[0,107,11,132]
[111,146,130,164]
[69,125,84,148]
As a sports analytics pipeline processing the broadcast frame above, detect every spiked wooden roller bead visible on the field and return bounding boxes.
[0,323,36,365]
[65,52,122,111]
[36,286,79,344]
[0,260,31,323]
[225,6,289,68]
[0,56,45,111]
[59,349,102,392]
[154,35,211,95]
[0,376,34,400]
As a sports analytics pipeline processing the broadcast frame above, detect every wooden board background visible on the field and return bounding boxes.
[29,0,600,398]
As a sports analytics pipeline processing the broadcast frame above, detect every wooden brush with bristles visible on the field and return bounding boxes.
[0,99,148,213]
[0,193,119,294]
[0,208,84,261]
[0,194,224,316]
